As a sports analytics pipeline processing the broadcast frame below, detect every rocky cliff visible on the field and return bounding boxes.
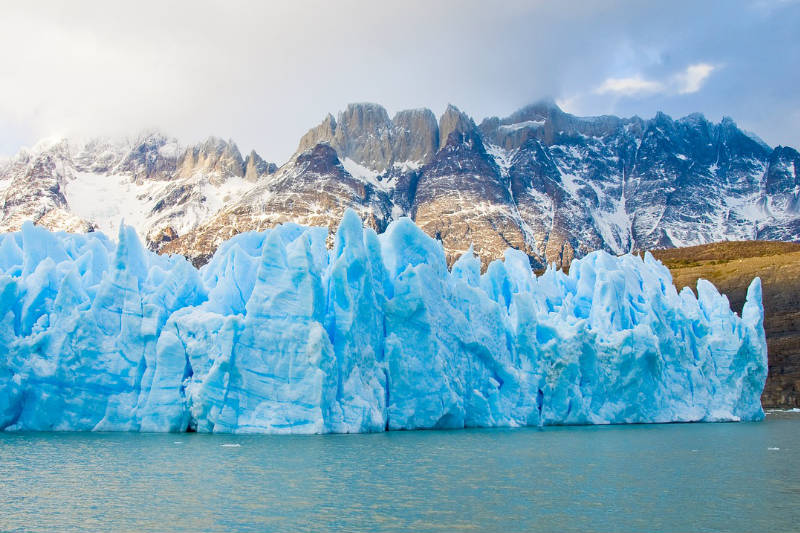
[1,101,798,271]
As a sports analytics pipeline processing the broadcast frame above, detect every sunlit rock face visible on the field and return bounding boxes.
[1,102,797,270]
[164,102,799,270]
[295,103,440,174]
[0,211,767,433]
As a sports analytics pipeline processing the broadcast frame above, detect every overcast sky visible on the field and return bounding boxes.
[0,0,798,163]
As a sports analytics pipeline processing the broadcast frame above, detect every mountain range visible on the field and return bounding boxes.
[1,100,798,267]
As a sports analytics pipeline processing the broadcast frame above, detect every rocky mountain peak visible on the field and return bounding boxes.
[296,142,345,175]
[296,103,441,172]
[678,111,709,126]
[4,101,799,277]
[653,110,674,125]
[506,98,563,122]
[177,137,245,182]
[438,104,478,149]
[332,102,395,172]
[479,102,553,151]
[764,146,800,197]
[337,102,392,133]
[392,108,439,165]
[297,113,337,155]
[115,131,180,183]
[480,99,635,150]
[243,150,275,182]
[715,117,771,161]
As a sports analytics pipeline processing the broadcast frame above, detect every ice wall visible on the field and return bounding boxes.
[0,211,768,433]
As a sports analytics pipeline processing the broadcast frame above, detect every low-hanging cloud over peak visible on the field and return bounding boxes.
[594,63,718,98]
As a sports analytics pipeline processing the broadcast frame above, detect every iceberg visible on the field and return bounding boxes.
[0,210,768,433]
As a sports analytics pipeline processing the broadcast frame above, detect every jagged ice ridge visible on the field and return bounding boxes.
[0,210,768,433]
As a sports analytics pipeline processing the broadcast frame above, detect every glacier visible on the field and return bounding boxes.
[0,210,768,433]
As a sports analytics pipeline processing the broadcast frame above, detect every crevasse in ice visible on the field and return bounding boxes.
[0,210,768,433]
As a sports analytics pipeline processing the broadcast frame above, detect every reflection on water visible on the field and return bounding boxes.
[2,413,799,532]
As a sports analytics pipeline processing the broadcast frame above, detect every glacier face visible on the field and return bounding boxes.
[0,210,768,433]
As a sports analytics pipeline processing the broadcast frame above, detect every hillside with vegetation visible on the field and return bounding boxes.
[652,241,800,408]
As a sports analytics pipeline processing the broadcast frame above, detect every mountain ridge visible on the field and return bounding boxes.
[1,100,797,268]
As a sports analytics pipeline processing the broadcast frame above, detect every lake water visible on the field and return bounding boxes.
[2,413,798,532]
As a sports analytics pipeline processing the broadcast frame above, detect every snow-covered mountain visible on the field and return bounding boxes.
[0,133,276,255]
[2,101,798,267]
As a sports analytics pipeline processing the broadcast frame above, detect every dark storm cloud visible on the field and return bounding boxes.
[0,0,797,162]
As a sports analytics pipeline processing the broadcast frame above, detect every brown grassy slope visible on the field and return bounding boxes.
[651,241,800,408]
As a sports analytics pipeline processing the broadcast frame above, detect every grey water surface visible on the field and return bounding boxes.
[1,412,798,532]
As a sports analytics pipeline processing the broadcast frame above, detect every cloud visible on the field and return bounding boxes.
[593,63,717,99]
[675,63,716,94]
[594,76,665,96]
[0,1,797,160]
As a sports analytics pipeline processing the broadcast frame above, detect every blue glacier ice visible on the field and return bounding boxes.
[0,210,768,433]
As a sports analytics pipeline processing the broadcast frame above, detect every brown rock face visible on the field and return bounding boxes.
[294,103,441,173]
[332,103,395,172]
[0,145,91,234]
[392,108,439,165]
[146,225,179,250]
[160,143,392,265]
[296,113,337,155]
[243,150,275,182]
[412,121,535,266]
[505,139,602,266]
[438,105,475,149]
[177,137,244,184]
[158,102,800,274]
[295,105,397,171]
[652,241,800,408]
